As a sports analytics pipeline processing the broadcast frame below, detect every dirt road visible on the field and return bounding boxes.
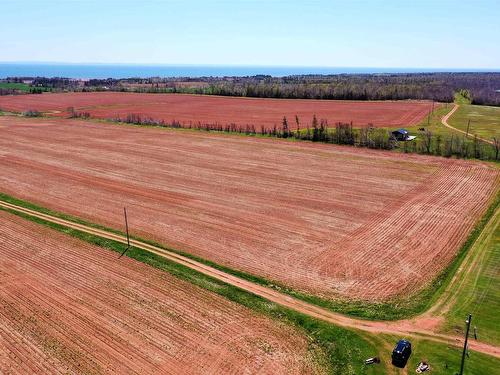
[1,115,497,302]
[1,198,499,359]
[441,104,494,145]
[0,209,317,374]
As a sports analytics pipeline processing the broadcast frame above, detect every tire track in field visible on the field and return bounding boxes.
[441,104,494,145]
[1,198,499,360]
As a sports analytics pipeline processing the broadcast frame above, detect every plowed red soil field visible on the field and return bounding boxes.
[0,116,497,300]
[0,210,319,374]
[0,91,434,128]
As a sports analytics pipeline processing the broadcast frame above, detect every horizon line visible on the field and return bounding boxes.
[0,61,499,72]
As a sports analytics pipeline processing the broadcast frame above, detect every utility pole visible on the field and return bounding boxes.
[124,207,130,248]
[466,120,471,137]
[427,101,433,127]
[459,314,472,375]
[119,207,131,258]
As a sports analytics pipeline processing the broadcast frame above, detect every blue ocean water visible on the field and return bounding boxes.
[0,63,498,79]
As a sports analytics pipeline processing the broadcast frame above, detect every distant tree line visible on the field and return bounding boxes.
[3,72,500,105]
[108,113,500,161]
[92,73,500,106]
[182,73,500,105]
[0,88,18,95]
[0,87,45,95]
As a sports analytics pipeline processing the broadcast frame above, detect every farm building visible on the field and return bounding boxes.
[391,129,416,141]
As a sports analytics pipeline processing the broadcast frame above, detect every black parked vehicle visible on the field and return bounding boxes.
[392,339,412,368]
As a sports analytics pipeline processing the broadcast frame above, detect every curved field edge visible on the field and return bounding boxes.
[1,190,498,321]
[3,197,500,375]
[0,202,385,375]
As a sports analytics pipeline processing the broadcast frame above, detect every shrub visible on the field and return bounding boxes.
[22,109,41,117]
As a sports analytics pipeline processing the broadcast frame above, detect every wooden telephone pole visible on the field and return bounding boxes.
[427,101,435,127]
[459,314,472,375]
[119,207,131,258]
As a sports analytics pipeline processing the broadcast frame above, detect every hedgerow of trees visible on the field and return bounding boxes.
[109,113,500,161]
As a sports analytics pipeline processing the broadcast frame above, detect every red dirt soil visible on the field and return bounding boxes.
[0,91,434,129]
[0,209,319,374]
[0,116,497,301]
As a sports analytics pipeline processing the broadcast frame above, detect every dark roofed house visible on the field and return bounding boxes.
[391,129,416,141]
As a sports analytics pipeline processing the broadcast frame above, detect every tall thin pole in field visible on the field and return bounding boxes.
[427,102,432,127]
[124,207,130,248]
[119,207,131,258]
[466,119,471,137]
[459,314,472,375]
[426,100,435,127]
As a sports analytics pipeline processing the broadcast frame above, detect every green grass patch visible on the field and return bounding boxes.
[404,103,499,159]
[454,90,473,105]
[0,82,31,92]
[1,190,499,322]
[0,202,386,375]
[406,104,457,138]
[380,334,500,375]
[440,208,500,346]
[449,104,500,141]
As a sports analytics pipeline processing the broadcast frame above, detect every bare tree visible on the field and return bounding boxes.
[435,135,442,156]
[422,130,433,154]
[493,137,500,160]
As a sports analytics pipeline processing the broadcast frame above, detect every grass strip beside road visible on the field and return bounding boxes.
[0,191,498,321]
[3,194,500,374]
[0,200,385,375]
[440,208,500,346]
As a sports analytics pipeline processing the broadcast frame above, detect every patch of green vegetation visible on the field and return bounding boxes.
[0,82,31,92]
[406,104,456,138]
[449,104,500,141]
[440,208,500,346]
[454,89,473,105]
[1,190,498,322]
[0,203,384,375]
[404,103,499,159]
[379,335,500,375]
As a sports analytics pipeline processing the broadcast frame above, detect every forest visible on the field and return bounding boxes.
[2,72,500,106]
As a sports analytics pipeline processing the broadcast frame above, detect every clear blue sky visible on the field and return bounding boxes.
[1,0,499,68]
